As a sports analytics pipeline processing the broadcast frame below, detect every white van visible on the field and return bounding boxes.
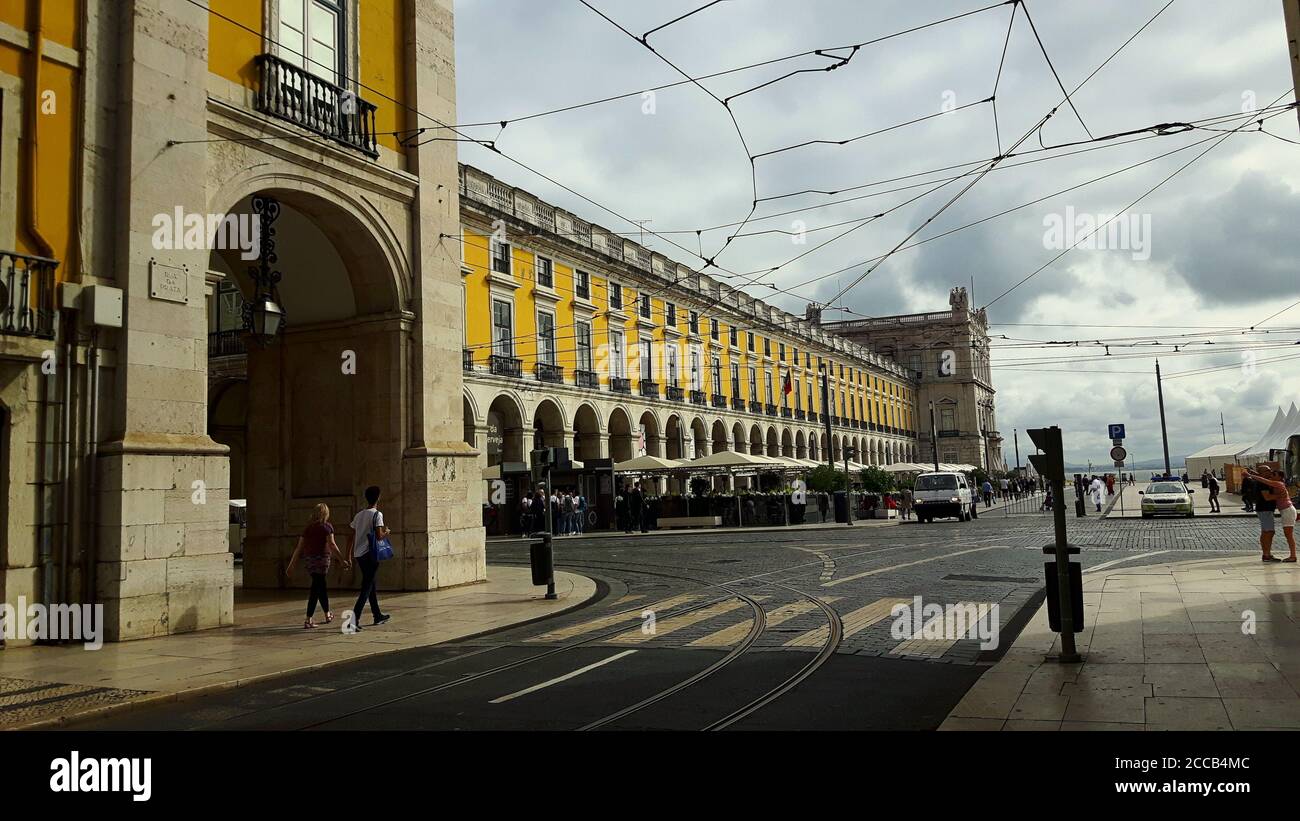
[911,471,977,523]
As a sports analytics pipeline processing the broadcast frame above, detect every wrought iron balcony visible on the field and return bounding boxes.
[489,354,522,378]
[611,376,632,394]
[780,407,793,419]
[462,348,474,372]
[666,384,684,401]
[711,394,727,409]
[808,411,819,423]
[209,329,247,358]
[639,379,659,398]
[794,409,806,421]
[690,389,707,405]
[0,251,57,339]
[254,53,379,158]
[535,362,564,384]
[748,400,763,414]
[764,404,777,417]
[574,369,599,389]
[731,397,746,411]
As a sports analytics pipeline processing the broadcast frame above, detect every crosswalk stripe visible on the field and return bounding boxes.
[527,593,696,642]
[607,597,766,645]
[821,546,1005,588]
[784,597,910,647]
[687,596,844,647]
[890,602,995,658]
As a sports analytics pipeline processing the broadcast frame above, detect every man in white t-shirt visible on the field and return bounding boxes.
[345,485,391,630]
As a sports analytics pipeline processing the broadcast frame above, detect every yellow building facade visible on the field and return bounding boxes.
[457,165,921,506]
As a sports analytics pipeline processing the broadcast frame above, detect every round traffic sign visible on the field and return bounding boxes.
[1110,445,1127,462]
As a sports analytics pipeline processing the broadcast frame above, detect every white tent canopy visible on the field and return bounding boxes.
[686,450,785,470]
[1244,403,1300,460]
[883,462,929,473]
[1185,442,1252,478]
[614,455,685,473]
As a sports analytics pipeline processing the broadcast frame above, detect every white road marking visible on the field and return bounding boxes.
[488,650,639,704]
[1084,550,1170,574]
[822,546,1007,587]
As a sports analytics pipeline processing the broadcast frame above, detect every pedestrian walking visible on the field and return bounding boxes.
[1090,475,1105,512]
[981,479,993,507]
[1246,466,1295,562]
[576,491,587,534]
[286,503,348,629]
[1208,473,1221,513]
[530,488,547,534]
[519,493,533,536]
[616,485,630,533]
[346,485,392,630]
[630,481,645,533]
[900,486,913,521]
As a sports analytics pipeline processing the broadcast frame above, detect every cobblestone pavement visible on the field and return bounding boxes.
[488,513,1264,667]
[66,514,1264,731]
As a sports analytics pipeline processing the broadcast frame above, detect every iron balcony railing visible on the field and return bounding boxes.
[764,404,777,417]
[210,329,247,357]
[462,348,474,371]
[611,376,632,394]
[666,385,684,401]
[639,379,659,398]
[748,400,763,414]
[535,362,564,384]
[710,394,727,409]
[780,407,793,419]
[731,397,746,411]
[808,411,819,423]
[489,354,522,378]
[689,389,707,405]
[574,369,599,389]
[0,251,57,339]
[794,409,806,421]
[255,53,379,158]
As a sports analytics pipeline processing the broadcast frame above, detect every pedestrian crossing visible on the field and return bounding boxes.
[784,597,911,647]
[889,602,995,658]
[608,597,769,644]
[525,591,998,664]
[686,597,842,647]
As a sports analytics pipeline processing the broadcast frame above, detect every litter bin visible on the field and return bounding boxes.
[529,535,554,586]
[833,490,849,523]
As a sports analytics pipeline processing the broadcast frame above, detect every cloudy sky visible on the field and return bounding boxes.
[453,0,1300,468]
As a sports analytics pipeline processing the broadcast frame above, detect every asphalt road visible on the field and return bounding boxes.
[66,511,1263,731]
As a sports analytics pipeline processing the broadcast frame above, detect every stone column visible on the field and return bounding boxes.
[400,0,486,589]
[95,1,232,641]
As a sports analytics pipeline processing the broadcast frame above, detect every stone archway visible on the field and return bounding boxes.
[690,416,708,459]
[781,428,794,458]
[533,398,565,456]
[732,421,747,454]
[749,424,764,456]
[766,426,779,457]
[573,402,602,462]
[609,406,634,462]
[485,393,526,466]
[665,414,685,460]
[795,430,806,459]
[639,410,662,457]
[208,187,480,593]
[712,419,729,453]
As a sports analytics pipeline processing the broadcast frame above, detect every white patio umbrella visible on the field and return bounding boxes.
[613,454,686,473]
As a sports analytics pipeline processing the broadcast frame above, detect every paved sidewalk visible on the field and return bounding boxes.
[941,555,1300,730]
[0,565,596,730]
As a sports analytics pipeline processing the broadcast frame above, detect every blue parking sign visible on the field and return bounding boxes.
[1108,423,1126,440]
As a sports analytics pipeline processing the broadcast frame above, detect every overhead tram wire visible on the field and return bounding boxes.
[444,1,1010,129]
[982,90,1297,310]
[815,0,1174,311]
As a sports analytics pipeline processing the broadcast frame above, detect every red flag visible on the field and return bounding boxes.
[782,369,792,395]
